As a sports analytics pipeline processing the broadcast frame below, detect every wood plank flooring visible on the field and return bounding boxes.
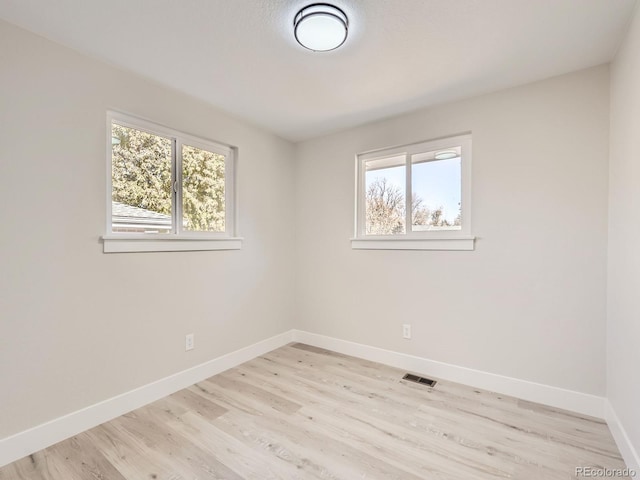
[0,343,628,479]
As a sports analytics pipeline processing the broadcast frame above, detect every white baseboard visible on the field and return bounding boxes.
[291,330,606,418]
[0,329,616,469]
[605,400,640,471]
[0,330,294,468]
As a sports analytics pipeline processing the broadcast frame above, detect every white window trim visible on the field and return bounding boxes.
[102,235,242,253]
[352,133,474,251]
[102,111,241,253]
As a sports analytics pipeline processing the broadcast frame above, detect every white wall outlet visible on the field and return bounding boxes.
[185,333,194,351]
[402,324,411,339]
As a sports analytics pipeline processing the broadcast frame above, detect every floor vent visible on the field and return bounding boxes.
[402,373,437,387]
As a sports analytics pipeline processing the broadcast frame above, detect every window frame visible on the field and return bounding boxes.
[102,111,241,253]
[352,133,474,251]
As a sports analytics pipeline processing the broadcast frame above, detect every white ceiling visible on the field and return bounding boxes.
[0,0,636,141]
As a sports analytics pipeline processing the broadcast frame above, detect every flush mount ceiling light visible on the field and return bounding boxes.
[434,150,459,160]
[294,3,349,52]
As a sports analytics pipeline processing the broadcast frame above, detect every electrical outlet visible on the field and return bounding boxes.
[402,324,411,339]
[185,333,194,351]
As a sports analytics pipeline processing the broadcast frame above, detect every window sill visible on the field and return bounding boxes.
[102,235,243,253]
[351,236,475,251]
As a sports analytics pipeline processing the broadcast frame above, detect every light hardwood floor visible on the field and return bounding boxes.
[0,343,628,479]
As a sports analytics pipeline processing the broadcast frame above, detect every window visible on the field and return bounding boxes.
[103,112,241,253]
[353,134,474,250]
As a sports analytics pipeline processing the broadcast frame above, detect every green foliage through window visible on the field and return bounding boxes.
[112,123,172,219]
[111,121,228,234]
[182,145,225,232]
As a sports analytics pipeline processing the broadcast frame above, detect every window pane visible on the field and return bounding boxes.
[365,156,406,235]
[411,149,461,231]
[182,145,225,233]
[111,122,172,234]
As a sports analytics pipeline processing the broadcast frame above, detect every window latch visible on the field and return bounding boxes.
[173,181,178,193]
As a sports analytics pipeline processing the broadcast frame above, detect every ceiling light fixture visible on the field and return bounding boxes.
[434,150,459,160]
[294,3,349,52]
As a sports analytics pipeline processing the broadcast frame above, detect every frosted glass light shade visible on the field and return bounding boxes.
[294,4,348,52]
[434,150,459,160]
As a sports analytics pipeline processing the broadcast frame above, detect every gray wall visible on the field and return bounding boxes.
[0,20,296,439]
[608,4,640,464]
[295,66,610,396]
